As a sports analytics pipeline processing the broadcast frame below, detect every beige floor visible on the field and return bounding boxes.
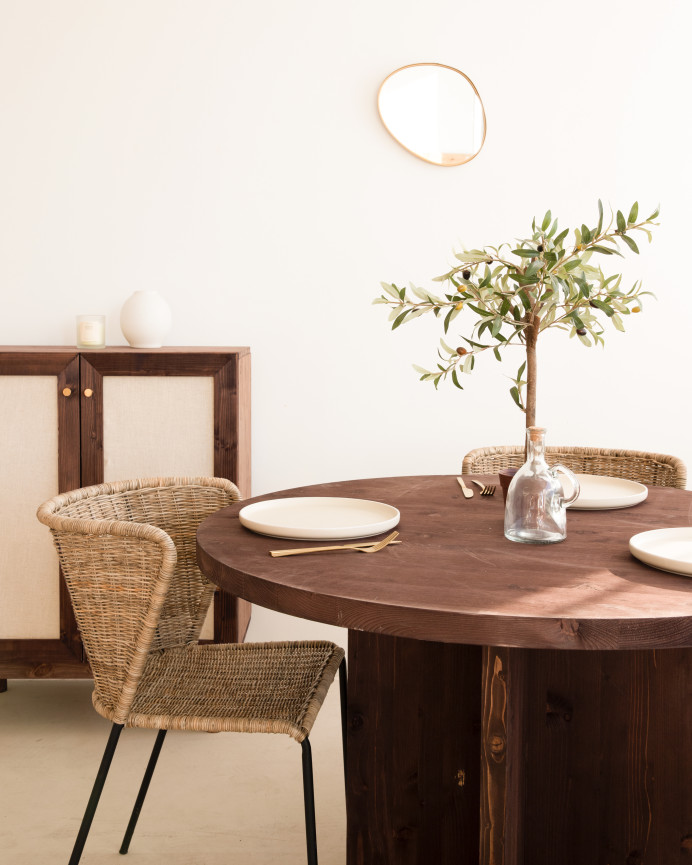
[0,612,348,865]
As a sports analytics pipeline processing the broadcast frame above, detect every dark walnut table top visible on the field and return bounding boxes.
[196,475,692,651]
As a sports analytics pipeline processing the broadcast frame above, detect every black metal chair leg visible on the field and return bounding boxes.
[338,657,347,790]
[119,728,167,855]
[301,738,318,865]
[68,723,123,865]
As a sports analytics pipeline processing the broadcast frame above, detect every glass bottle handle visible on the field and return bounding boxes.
[550,464,581,506]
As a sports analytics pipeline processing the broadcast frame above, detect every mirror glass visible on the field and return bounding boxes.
[378,64,486,167]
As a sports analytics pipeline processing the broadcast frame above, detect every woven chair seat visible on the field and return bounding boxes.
[107,640,342,742]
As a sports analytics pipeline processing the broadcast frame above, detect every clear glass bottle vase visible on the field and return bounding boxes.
[504,427,580,544]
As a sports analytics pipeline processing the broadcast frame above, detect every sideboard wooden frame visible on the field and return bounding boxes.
[0,347,251,688]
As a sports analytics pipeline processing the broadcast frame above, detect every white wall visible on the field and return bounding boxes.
[1,1,690,642]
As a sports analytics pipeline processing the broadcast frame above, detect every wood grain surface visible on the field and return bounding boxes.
[481,645,692,865]
[347,631,482,865]
[197,474,692,651]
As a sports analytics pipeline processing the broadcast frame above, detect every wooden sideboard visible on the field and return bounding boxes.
[0,346,251,690]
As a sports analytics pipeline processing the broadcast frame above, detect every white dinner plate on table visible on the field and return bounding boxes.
[238,497,400,541]
[562,474,648,510]
[629,528,692,577]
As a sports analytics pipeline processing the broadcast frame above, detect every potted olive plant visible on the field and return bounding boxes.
[375,201,658,431]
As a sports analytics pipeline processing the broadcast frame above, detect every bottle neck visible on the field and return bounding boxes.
[525,426,547,466]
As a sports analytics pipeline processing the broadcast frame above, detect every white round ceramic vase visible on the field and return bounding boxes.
[120,290,172,348]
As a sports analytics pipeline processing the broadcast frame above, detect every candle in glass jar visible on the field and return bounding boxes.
[76,315,106,349]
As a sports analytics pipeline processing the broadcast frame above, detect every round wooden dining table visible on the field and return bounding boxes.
[196,475,692,865]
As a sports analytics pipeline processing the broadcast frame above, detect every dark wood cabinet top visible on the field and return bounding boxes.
[0,346,250,376]
[197,475,692,651]
[0,346,250,352]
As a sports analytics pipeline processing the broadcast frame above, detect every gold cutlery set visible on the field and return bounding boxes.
[270,531,400,557]
[457,477,495,497]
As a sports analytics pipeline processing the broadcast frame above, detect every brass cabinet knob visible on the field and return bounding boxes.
[62,387,72,397]
[84,388,93,398]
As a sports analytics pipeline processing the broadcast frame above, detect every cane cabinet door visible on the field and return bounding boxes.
[79,348,251,643]
[0,350,83,686]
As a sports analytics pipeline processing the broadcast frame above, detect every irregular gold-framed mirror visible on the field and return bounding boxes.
[378,63,486,167]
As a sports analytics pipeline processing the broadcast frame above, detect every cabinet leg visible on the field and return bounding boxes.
[0,679,7,693]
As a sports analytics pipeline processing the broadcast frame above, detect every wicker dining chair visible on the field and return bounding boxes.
[461,445,687,489]
[36,477,346,865]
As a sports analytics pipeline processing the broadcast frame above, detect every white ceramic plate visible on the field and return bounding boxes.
[562,474,648,510]
[238,497,400,541]
[629,528,692,577]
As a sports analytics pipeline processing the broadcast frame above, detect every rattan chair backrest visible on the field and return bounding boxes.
[461,445,687,489]
[36,477,240,721]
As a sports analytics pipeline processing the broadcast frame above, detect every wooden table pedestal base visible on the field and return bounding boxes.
[347,631,692,865]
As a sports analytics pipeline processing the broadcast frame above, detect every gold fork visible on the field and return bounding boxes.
[270,531,400,557]
[358,530,399,553]
[470,479,496,496]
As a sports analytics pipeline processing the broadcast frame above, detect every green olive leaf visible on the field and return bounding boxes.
[620,234,639,254]
[512,248,540,258]
[553,228,570,247]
